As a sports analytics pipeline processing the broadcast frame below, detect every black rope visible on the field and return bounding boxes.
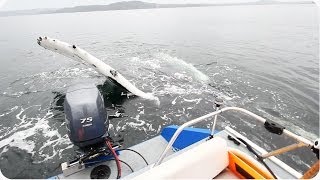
[119,159,134,173]
[120,148,149,165]
[237,138,278,179]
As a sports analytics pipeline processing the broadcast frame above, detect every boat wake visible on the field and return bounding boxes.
[0,67,102,164]
[0,105,72,163]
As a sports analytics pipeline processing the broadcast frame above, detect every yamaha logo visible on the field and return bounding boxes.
[80,117,93,127]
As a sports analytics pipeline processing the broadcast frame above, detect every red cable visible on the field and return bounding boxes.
[106,140,121,179]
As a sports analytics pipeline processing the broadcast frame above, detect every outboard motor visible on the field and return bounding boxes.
[64,83,109,149]
[61,83,125,178]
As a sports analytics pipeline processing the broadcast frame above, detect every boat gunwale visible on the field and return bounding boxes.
[153,106,313,178]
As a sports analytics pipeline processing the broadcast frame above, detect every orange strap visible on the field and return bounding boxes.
[228,151,273,179]
[301,160,319,179]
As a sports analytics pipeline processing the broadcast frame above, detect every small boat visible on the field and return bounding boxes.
[35,37,319,179]
[49,101,319,179]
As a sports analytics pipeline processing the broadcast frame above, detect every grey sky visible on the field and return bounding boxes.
[0,0,312,11]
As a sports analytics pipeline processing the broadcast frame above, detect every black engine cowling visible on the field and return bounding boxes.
[64,83,109,149]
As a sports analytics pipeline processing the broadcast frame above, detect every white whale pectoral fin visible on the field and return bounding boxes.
[37,36,158,102]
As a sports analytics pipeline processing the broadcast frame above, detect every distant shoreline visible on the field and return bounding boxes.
[0,0,314,17]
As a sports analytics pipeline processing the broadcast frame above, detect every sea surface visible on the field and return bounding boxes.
[0,4,318,178]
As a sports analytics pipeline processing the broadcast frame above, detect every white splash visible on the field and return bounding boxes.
[0,107,53,155]
[183,98,202,104]
[0,106,18,117]
[0,106,72,163]
[156,53,209,82]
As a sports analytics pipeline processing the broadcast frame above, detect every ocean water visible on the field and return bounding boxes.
[0,4,318,178]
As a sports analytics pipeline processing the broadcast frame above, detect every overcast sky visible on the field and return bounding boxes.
[0,0,312,11]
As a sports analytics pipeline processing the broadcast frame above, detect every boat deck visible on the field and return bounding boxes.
[51,135,174,179]
[50,126,301,179]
